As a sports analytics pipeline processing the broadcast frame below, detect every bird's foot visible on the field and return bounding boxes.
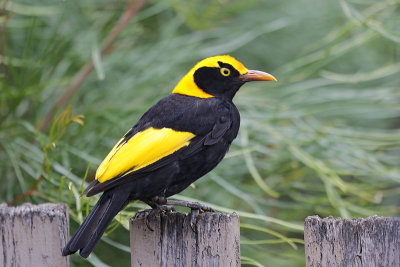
[165,199,215,212]
[165,200,215,231]
[144,205,175,231]
[143,196,167,209]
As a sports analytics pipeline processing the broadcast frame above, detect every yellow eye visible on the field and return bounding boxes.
[220,68,230,77]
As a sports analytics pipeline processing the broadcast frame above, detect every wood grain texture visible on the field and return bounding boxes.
[0,203,69,267]
[130,211,240,267]
[304,215,400,267]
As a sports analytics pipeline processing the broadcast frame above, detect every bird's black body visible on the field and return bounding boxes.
[85,94,240,198]
[62,55,276,258]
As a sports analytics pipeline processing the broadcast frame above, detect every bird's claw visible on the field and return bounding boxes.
[189,209,200,231]
[161,199,215,232]
[144,205,176,231]
[145,199,215,232]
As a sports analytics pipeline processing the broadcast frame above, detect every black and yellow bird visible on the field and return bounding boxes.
[62,55,276,258]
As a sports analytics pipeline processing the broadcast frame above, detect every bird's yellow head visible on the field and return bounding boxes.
[172,55,276,100]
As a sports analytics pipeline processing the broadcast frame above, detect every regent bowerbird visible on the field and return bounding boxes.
[62,55,276,258]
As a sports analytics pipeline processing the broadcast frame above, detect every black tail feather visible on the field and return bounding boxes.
[62,189,130,258]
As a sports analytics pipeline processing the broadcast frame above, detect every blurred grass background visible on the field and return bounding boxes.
[1,0,400,266]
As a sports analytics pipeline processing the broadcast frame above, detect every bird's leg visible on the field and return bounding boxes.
[142,196,175,231]
[142,195,167,208]
[165,200,215,231]
[165,199,215,212]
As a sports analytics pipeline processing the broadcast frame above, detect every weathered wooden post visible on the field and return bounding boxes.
[304,215,400,267]
[130,211,240,267]
[0,203,69,267]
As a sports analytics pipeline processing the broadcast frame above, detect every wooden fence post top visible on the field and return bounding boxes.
[305,214,400,225]
[0,202,68,218]
[304,215,400,267]
[131,209,239,226]
[130,210,240,267]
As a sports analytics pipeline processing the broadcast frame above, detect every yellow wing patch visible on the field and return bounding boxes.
[95,127,195,183]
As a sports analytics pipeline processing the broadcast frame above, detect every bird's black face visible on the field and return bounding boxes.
[193,61,245,100]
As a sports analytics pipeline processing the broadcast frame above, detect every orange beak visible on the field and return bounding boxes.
[239,70,277,82]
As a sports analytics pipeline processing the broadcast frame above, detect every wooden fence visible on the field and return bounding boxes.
[1,203,400,266]
[0,203,69,267]
[0,203,239,267]
[130,210,240,266]
[304,215,400,267]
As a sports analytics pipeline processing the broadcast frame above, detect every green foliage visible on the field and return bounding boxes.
[1,0,400,266]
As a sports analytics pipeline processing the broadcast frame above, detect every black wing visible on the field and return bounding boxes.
[85,94,237,196]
